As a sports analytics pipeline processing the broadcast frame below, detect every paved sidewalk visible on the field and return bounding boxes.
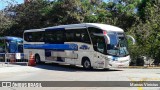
[0,64,41,73]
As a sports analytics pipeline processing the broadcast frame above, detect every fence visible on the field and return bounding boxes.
[0,53,29,66]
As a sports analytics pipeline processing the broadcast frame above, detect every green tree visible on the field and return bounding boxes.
[46,0,84,25]
[0,11,14,35]
[0,0,16,36]
[129,0,160,65]
[5,0,49,36]
[105,0,141,31]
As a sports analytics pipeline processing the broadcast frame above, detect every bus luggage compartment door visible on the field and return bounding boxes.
[65,51,78,65]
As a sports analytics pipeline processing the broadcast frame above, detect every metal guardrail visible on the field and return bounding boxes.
[0,53,5,63]
[0,53,29,66]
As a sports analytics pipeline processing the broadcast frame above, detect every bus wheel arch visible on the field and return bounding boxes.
[81,57,92,69]
[35,54,41,64]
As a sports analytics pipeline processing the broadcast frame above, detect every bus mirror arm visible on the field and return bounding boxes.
[105,35,110,44]
[93,33,110,44]
[127,35,136,45]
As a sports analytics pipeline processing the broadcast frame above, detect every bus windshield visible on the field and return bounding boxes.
[107,32,129,57]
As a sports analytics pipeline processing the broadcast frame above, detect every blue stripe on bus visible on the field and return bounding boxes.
[45,28,65,31]
[23,44,78,50]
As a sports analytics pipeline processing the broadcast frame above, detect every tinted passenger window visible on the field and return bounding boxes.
[45,30,64,44]
[65,28,91,44]
[24,31,44,42]
[24,32,32,42]
[88,27,107,54]
[66,30,75,42]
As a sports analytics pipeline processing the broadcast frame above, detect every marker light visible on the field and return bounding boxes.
[103,31,107,35]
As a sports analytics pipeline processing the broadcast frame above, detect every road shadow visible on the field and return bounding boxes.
[34,63,123,72]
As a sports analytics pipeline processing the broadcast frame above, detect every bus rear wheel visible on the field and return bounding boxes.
[82,59,91,69]
[35,55,41,64]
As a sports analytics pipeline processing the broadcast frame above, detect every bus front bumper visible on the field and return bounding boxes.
[93,60,109,69]
[109,60,130,68]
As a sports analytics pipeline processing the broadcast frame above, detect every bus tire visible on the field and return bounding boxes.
[35,54,41,64]
[82,58,91,69]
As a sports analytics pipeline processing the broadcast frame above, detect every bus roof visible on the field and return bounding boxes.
[0,36,23,41]
[85,23,124,32]
[24,23,124,32]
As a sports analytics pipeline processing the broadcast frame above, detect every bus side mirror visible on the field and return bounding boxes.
[127,35,135,45]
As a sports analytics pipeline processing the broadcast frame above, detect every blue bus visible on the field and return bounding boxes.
[0,36,23,53]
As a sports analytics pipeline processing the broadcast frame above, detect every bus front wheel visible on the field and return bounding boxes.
[82,59,91,69]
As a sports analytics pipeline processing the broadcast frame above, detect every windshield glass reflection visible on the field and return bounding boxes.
[107,32,129,57]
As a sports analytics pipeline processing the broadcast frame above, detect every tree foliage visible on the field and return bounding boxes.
[4,0,49,36]
[0,11,14,34]
[129,0,160,64]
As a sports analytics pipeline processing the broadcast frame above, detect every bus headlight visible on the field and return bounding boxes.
[108,58,113,62]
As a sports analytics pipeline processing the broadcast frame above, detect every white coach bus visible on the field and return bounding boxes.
[23,23,135,69]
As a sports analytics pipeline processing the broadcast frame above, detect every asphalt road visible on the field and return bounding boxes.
[0,63,160,90]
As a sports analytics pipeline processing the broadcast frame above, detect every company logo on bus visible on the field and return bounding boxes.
[69,44,78,50]
[79,45,90,50]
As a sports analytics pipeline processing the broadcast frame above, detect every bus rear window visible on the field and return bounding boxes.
[24,32,44,42]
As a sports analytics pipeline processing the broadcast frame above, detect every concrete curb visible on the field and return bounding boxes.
[127,66,160,69]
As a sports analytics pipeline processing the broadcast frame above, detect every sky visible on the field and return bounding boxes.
[0,0,109,10]
[0,0,24,10]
